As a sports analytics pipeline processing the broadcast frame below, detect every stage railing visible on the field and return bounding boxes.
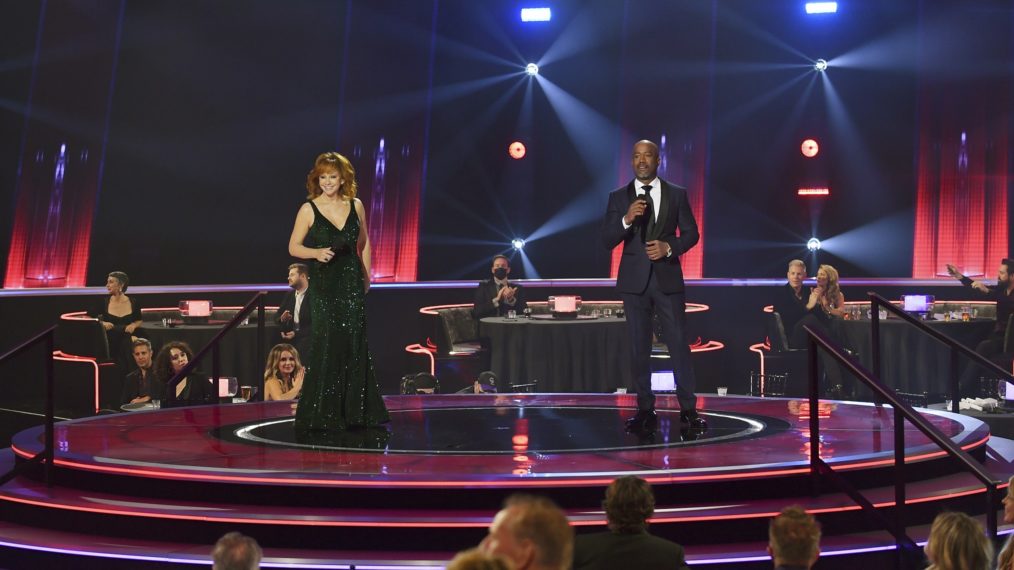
[0,326,55,487]
[166,291,267,402]
[804,294,1003,569]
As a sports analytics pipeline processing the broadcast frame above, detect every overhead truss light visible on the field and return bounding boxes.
[520,7,552,22]
[805,2,838,14]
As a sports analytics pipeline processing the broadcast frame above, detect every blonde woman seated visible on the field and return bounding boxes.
[924,511,992,570]
[264,343,305,401]
[996,476,1014,569]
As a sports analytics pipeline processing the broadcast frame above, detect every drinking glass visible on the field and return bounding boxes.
[506,309,517,320]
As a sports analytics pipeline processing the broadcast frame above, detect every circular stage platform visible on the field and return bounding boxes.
[10,393,991,487]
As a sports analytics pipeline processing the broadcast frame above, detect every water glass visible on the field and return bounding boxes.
[591,309,601,318]
[151,399,160,409]
[506,309,517,320]
[604,308,613,318]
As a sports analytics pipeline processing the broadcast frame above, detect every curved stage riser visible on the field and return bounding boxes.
[0,394,1009,569]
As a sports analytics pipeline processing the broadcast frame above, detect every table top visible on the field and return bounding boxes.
[480,315,627,326]
[840,316,993,327]
[145,321,270,331]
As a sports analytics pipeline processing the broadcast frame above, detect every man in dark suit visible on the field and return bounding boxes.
[772,260,810,348]
[473,255,527,319]
[120,338,156,405]
[275,263,311,359]
[601,139,703,431]
[573,476,689,570]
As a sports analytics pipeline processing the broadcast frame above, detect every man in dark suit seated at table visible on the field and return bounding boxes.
[572,475,689,570]
[276,263,311,360]
[473,255,527,319]
[948,259,1014,396]
[120,338,157,406]
[772,260,810,348]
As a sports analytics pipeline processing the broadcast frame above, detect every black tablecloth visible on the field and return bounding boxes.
[144,322,279,387]
[480,316,631,393]
[840,318,995,394]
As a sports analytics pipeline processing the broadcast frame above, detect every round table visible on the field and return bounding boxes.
[839,317,995,395]
[144,321,280,387]
[479,315,631,393]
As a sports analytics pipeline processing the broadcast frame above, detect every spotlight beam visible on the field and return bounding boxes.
[525,193,602,242]
[533,75,619,175]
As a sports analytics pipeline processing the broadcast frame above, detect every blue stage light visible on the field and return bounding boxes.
[805,2,838,14]
[525,63,539,76]
[807,238,822,252]
[814,59,828,72]
[520,7,552,22]
[512,238,526,250]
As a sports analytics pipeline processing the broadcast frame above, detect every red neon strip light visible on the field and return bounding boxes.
[797,187,830,196]
[419,302,709,315]
[52,350,101,413]
[404,344,436,376]
[0,484,994,529]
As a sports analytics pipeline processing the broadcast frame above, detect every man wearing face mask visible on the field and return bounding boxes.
[473,255,528,319]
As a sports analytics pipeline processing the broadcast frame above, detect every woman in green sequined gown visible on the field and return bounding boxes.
[287,152,390,430]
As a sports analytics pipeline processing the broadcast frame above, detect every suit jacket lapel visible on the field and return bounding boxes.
[655,182,670,234]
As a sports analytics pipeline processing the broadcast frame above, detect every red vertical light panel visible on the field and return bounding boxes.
[912,95,1008,278]
[4,3,121,288]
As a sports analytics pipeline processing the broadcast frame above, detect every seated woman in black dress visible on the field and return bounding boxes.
[154,341,214,408]
[93,271,145,370]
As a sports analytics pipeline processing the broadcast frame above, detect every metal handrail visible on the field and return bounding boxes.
[804,323,1001,569]
[164,292,267,402]
[0,326,56,487]
[868,292,1014,414]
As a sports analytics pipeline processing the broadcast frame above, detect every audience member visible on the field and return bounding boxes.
[771,260,809,348]
[788,263,851,397]
[275,263,312,359]
[155,341,214,408]
[263,343,305,401]
[479,494,573,570]
[120,338,157,405]
[767,505,820,569]
[948,259,1014,397]
[996,476,1014,570]
[211,531,262,570]
[92,270,145,371]
[473,255,527,319]
[446,548,514,570]
[572,476,688,570]
[924,511,992,570]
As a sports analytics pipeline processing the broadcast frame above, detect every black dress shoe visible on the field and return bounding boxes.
[625,409,657,432]
[680,410,707,430]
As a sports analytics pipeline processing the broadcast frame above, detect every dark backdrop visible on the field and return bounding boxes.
[1,0,1013,287]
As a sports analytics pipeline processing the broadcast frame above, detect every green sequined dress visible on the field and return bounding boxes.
[294,200,390,431]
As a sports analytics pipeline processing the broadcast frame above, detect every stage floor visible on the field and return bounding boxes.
[10,394,990,488]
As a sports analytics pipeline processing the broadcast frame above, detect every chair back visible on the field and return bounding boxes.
[57,318,112,361]
[768,312,791,352]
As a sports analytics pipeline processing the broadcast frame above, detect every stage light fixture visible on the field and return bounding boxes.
[520,7,552,22]
[525,63,539,76]
[801,139,819,158]
[509,141,527,160]
[512,238,526,250]
[814,59,828,72]
[798,187,830,196]
[806,238,822,252]
[805,2,838,14]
